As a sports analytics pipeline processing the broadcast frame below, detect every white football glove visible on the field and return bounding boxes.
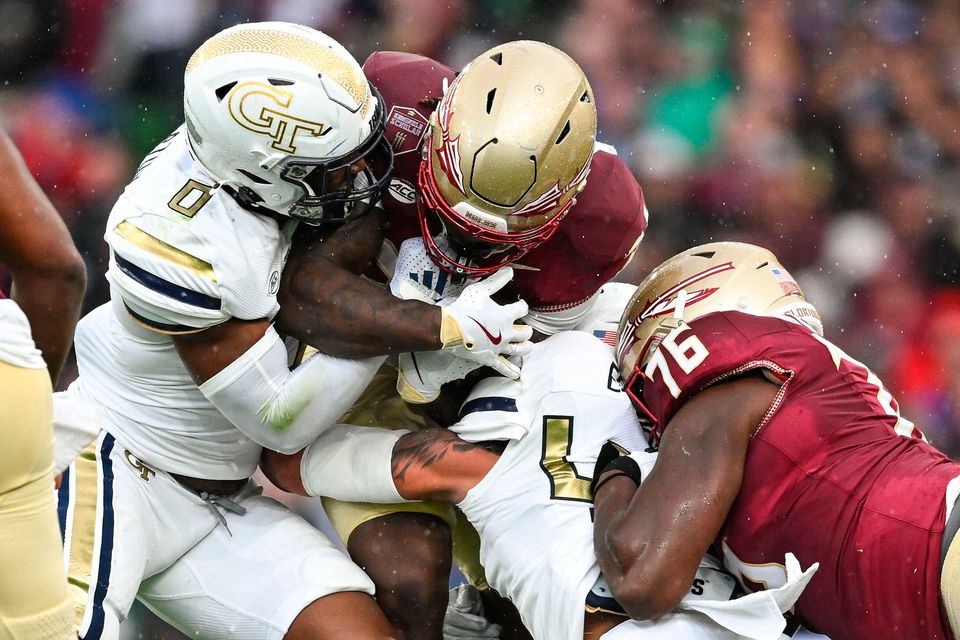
[397,350,483,404]
[439,267,533,379]
[443,584,502,640]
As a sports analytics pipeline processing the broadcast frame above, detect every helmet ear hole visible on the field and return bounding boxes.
[214,82,237,102]
[486,88,496,114]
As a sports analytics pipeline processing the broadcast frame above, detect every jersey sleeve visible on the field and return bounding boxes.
[640,312,797,433]
[510,146,648,312]
[451,375,532,443]
[105,212,227,333]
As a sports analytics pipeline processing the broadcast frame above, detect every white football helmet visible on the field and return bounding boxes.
[183,22,393,224]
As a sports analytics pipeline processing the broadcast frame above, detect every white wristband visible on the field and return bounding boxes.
[300,424,410,503]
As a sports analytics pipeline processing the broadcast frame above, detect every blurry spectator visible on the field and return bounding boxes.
[892,290,960,458]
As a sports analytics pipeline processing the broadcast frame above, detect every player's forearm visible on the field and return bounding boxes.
[391,429,496,503]
[198,326,385,454]
[591,476,680,620]
[275,257,443,358]
[10,260,86,384]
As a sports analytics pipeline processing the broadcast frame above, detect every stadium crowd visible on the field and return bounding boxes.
[1,1,959,639]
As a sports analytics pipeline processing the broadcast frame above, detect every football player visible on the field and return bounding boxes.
[56,21,530,640]
[593,242,960,640]
[0,129,85,639]
[262,40,648,639]
[264,330,817,640]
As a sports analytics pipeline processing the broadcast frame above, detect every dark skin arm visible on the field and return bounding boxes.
[173,317,271,385]
[274,209,445,358]
[0,130,86,385]
[171,208,437,384]
[592,373,779,620]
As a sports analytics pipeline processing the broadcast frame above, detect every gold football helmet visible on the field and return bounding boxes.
[418,40,597,277]
[616,242,823,414]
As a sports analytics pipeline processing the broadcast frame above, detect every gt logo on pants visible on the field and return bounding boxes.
[124,450,156,482]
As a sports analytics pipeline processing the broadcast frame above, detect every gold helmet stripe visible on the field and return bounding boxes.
[185,28,370,113]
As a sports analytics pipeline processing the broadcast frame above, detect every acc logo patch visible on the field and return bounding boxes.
[269,270,281,294]
[386,106,428,156]
[388,178,417,204]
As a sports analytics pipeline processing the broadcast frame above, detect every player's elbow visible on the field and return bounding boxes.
[612,577,685,621]
[602,534,686,620]
[17,246,86,296]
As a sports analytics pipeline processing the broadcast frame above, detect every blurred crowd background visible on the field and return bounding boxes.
[1,0,958,636]
[1,0,958,447]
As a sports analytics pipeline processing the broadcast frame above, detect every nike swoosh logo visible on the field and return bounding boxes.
[469,317,502,345]
[410,352,425,382]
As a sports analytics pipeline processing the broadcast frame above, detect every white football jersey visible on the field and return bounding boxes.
[70,128,298,480]
[0,299,45,369]
[455,331,647,640]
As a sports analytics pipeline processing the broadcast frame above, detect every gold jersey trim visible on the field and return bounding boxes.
[113,221,217,282]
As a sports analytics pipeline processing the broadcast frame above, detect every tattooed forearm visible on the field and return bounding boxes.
[274,214,443,357]
[392,429,491,483]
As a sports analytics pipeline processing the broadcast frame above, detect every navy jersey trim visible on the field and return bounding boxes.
[461,396,518,417]
[57,465,70,543]
[123,304,205,335]
[115,254,221,310]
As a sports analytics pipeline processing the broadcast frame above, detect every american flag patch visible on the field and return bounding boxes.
[771,267,801,295]
[770,267,791,281]
[593,330,618,347]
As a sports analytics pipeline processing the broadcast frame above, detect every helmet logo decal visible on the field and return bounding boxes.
[228,81,330,154]
[434,78,466,194]
[638,262,737,322]
[514,154,591,218]
[387,106,428,156]
[616,262,736,364]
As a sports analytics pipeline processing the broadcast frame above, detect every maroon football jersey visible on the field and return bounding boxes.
[641,311,959,640]
[363,51,648,309]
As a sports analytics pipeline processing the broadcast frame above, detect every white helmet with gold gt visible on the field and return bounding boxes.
[183,21,393,224]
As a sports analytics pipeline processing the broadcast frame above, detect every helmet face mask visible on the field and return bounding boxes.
[416,153,574,276]
[415,40,596,277]
[277,88,394,224]
[615,242,823,435]
[183,22,394,225]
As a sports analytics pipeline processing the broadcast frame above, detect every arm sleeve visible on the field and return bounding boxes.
[199,325,385,454]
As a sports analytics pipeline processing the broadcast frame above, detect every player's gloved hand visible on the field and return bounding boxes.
[439,267,533,380]
[397,350,483,404]
[591,441,659,497]
[443,584,502,640]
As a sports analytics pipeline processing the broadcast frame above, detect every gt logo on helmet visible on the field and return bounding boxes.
[228,81,330,154]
